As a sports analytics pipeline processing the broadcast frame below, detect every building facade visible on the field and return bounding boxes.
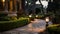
[0,0,60,16]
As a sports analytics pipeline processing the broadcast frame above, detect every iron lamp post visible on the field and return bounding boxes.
[45,17,49,28]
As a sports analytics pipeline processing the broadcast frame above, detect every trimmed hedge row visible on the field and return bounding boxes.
[48,24,60,34]
[0,16,10,21]
[0,19,28,32]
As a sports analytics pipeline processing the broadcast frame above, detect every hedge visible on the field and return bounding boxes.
[0,13,10,21]
[0,19,29,32]
[48,24,60,34]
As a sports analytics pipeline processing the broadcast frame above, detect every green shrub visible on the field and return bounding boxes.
[55,15,60,23]
[0,16,10,21]
[48,25,60,34]
[0,13,7,17]
[0,13,10,21]
[0,19,28,32]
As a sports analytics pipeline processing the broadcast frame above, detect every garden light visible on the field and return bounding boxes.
[45,17,49,22]
[29,15,32,18]
[36,15,38,18]
[45,17,49,29]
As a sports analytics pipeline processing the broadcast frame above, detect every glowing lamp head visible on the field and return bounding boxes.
[36,15,38,17]
[2,0,5,2]
[45,17,49,22]
[29,15,32,18]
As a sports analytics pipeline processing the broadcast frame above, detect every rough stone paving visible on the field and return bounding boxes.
[0,19,50,34]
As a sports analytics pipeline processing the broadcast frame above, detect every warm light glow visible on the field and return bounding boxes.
[36,15,38,17]
[45,17,49,22]
[2,0,5,2]
[29,15,32,18]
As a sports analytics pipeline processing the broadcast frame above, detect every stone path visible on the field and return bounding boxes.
[0,19,50,34]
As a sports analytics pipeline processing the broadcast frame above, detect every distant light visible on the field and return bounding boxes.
[25,1,27,3]
[36,15,38,17]
[29,15,32,18]
[45,17,49,22]
[2,0,5,2]
[29,3,31,5]
[35,0,41,4]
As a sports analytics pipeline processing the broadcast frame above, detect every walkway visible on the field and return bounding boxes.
[0,19,50,34]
